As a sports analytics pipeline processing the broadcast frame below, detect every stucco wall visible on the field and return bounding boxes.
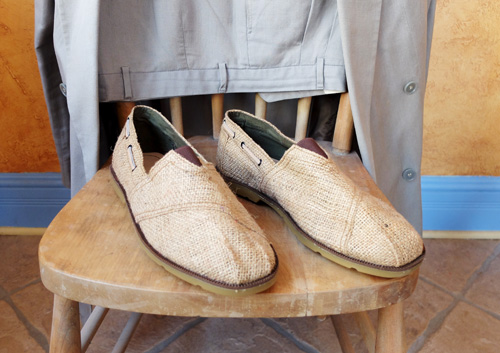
[0,1,60,172]
[1,1,499,175]
[422,0,500,176]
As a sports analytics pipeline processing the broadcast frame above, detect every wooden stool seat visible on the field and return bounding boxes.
[40,136,418,352]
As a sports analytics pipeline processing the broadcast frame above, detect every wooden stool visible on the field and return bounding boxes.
[40,93,418,353]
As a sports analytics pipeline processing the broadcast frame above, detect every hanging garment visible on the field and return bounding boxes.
[35,0,436,233]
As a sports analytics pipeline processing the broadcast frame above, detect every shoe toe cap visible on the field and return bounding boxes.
[140,209,277,286]
[347,196,424,268]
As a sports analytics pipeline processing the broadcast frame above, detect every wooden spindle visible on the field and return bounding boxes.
[295,96,312,141]
[332,93,354,155]
[111,313,142,353]
[81,306,109,352]
[211,94,224,139]
[169,97,184,135]
[255,93,267,119]
[116,102,136,129]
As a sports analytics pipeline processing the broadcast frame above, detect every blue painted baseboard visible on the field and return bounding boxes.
[0,173,70,228]
[0,173,499,230]
[422,176,500,231]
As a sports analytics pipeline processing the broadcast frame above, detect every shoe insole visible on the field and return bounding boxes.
[143,152,164,173]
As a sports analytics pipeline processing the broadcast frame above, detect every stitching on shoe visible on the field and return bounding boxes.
[110,164,278,289]
[216,127,231,176]
[240,141,262,166]
[133,202,243,223]
[221,172,426,273]
[225,117,275,171]
[339,187,360,252]
[222,119,235,138]
[128,145,137,171]
[259,148,295,194]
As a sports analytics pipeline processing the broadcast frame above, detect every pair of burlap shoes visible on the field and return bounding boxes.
[110,106,425,296]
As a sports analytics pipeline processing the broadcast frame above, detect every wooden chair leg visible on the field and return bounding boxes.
[331,315,356,353]
[50,295,81,353]
[354,312,376,353]
[375,302,406,353]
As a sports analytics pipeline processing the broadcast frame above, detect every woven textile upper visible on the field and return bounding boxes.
[216,110,424,268]
[111,106,276,286]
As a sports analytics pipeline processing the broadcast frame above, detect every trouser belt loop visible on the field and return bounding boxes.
[218,62,228,93]
[121,66,133,100]
[316,58,325,90]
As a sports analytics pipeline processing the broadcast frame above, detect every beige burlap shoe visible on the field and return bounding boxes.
[110,106,278,296]
[216,110,425,278]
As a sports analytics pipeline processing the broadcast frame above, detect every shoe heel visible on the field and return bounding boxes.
[229,183,262,204]
[110,174,126,204]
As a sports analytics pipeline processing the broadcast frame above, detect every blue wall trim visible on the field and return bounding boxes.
[422,176,500,231]
[0,173,70,228]
[1,173,499,230]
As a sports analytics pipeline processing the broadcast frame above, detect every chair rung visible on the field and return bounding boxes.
[111,312,143,353]
[81,306,109,352]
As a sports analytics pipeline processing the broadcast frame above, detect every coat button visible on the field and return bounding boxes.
[404,81,417,94]
[59,83,67,97]
[402,168,417,181]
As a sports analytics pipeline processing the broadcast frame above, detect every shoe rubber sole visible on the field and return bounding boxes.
[109,167,277,297]
[224,176,424,278]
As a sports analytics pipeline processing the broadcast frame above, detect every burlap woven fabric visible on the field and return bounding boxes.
[216,110,424,268]
[112,106,276,286]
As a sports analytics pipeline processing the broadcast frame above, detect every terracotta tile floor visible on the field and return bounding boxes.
[1,234,499,353]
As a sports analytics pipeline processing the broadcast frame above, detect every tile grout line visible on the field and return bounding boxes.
[144,317,206,353]
[407,297,459,353]
[461,242,500,295]
[0,284,8,301]
[408,242,500,353]
[418,276,458,298]
[419,277,500,321]
[0,282,49,352]
[459,297,500,322]
[260,318,321,353]
[8,278,42,296]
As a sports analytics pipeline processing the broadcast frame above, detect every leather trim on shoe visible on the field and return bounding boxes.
[174,146,202,167]
[297,138,328,159]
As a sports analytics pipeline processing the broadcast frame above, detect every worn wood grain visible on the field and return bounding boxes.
[169,97,184,135]
[49,295,80,353]
[295,96,312,141]
[39,138,418,318]
[211,94,224,139]
[116,102,136,129]
[375,302,406,353]
[354,312,376,353]
[331,315,356,353]
[332,93,354,155]
[254,93,267,119]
